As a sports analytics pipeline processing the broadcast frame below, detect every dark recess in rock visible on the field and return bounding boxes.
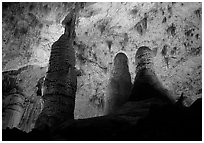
[195,34,199,39]
[3,65,36,77]
[171,47,177,55]
[2,75,18,95]
[2,2,10,10]
[183,41,190,48]
[89,94,104,109]
[134,17,147,35]
[29,3,35,11]
[2,2,19,11]
[42,4,51,15]
[130,7,138,15]
[75,68,84,76]
[161,9,165,15]
[194,7,201,19]
[106,40,112,51]
[36,76,45,96]
[93,52,97,61]
[161,44,168,56]
[135,23,142,35]
[9,16,15,23]
[196,89,202,95]
[167,5,172,15]
[190,46,201,56]
[166,23,176,36]
[142,16,147,29]
[98,24,106,34]
[123,32,129,46]
[162,17,166,23]
[77,53,87,64]
[161,45,171,67]
[4,69,21,77]
[75,42,88,64]
[185,29,194,37]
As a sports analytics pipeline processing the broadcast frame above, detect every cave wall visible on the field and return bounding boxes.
[2,2,202,124]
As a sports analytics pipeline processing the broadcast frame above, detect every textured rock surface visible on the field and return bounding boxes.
[2,2,202,123]
[2,65,45,132]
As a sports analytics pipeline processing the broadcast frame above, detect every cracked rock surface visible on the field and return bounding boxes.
[2,2,202,129]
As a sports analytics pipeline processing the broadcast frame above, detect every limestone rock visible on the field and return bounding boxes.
[2,2,202,120]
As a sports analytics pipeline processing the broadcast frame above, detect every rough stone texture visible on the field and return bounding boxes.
[2,65,45,132]
[2,2,202,123]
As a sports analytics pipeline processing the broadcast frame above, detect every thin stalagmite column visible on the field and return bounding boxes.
[104,53,132,115]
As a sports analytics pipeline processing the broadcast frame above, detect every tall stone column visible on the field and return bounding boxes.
[104,53,132,115]
[35,3,81,129]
